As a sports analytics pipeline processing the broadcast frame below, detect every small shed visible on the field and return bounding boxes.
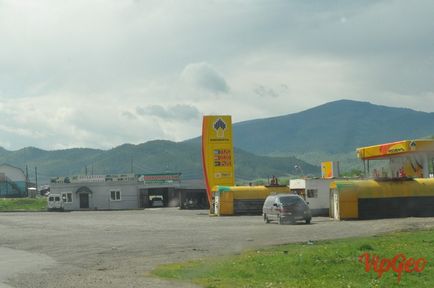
[289,178,333,216]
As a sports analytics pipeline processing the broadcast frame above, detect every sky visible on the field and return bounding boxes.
[0,0,433,150]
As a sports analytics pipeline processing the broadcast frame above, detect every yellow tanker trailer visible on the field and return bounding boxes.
[212,185,290,216]
[330,178,434,220]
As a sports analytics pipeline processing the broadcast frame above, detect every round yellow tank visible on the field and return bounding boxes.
[213,185,290,215]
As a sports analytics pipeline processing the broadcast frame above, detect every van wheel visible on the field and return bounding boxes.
[278,215,284,225]
[264,214,270,223]
[305,217,311,224]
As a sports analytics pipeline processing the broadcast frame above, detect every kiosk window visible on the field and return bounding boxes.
[307,189,318,198]
[110,190,121,201]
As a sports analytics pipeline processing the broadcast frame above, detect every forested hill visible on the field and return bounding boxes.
[0,141,318,184]
[231,99,433,155]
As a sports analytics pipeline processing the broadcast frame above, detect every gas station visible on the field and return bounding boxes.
[330,139,434,220]
[356,139,434,179]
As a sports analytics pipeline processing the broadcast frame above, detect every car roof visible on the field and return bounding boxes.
[268,193,299,197]
[266,194,300,199]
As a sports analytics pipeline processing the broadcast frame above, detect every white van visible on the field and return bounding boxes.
[47,194,64,211]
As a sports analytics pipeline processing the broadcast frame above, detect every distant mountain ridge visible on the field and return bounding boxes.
[189,99,434,156]
[2,99,432,184]
[0,141,318,185]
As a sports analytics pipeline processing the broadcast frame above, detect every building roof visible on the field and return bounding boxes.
[356,139,434,160]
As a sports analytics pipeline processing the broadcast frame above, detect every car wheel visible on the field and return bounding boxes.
[264,214,270,224]
[305,217,311,224]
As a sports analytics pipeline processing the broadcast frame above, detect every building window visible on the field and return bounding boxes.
[307,189,318,198]
[62,192,73,203]
[110,190,121,201]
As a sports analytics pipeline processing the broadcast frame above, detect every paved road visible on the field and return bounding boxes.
[0,209,433,288]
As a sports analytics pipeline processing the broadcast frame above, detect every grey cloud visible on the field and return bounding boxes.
[1,1,432,100]
[135,106,146,116]
[284,1,434,96]
[181,63,229,94]
[138,105,167,118]
[0,0,433,150]
[121,111,137,120]
[254,85,279,98]
[136,104,200,121]
[170,105,201,120]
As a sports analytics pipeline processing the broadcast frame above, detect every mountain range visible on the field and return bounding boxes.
[1,99,433,184]
[190,99,434,155]
[0,141,317,185]
[189,99,433,171]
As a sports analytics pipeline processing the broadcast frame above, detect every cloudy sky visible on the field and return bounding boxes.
[1,0,433,150]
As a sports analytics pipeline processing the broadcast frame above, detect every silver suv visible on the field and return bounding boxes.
[263,194,311,224]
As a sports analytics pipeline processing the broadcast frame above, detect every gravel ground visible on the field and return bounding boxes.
[0,208,433,288]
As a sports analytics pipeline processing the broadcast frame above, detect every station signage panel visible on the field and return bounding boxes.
[202,115,235,203]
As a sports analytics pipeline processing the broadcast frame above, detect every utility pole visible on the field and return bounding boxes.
[25,164,29,197]
[35,166,38,195]
[130,158,133,174]
[294,164,304,177]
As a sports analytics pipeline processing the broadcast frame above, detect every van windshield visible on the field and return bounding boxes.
[279,197,303,205]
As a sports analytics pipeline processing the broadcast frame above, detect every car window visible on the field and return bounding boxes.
[278,196,302,205]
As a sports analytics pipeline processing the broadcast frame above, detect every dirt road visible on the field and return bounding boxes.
[1,209,433,287]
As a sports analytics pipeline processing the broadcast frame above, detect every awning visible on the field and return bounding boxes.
[356,139,434,160]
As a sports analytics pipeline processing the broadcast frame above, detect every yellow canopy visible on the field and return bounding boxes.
[356,139,434,160]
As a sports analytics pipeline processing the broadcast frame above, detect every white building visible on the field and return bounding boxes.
[49,173,208,210]
[289,178,333,216]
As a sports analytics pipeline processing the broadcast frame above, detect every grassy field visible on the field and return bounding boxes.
[153,229,434,288]
[0,198,47,211]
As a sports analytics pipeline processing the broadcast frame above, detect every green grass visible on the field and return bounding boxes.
[0,197,47,211]
[153,229,434,288]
